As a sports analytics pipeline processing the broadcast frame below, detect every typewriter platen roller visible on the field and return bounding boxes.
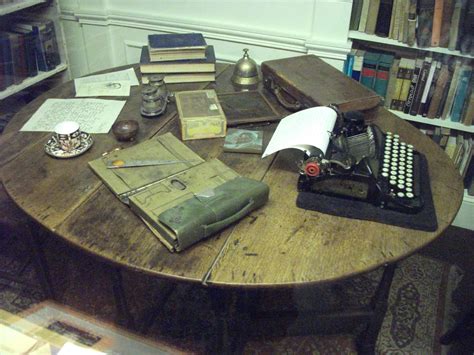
[297,108,425,214]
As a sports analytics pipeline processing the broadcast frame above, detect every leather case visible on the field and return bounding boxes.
[261,55,382,113]
[158,176,269,252]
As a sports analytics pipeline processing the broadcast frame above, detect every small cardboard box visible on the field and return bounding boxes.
[175,89,227,140]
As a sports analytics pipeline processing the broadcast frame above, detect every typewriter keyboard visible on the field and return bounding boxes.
[377,131,422,212]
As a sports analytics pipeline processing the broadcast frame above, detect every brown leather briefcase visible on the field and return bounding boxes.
[261,55,382,113]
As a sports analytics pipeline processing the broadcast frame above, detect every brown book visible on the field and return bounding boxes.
[441,60,462,119]
[406,0,418,46]
[261,55,382,113]
[439,0,454,47]
[426,63,450,118]
[448,0,463,50]
[461,89,474,126]
[431,0,444,46]
[365,0,382,34]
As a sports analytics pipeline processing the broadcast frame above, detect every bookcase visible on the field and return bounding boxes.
[0,0,68,100]
[346,8,474,230]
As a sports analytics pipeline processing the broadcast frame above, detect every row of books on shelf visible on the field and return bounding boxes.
[349,0,474,55]
[424,127,474,193]
[0,18,60,92]
[139,32,216,84]
[343,49,473,125]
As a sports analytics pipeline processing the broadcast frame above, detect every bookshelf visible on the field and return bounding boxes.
[349,31,474,59]
[0,63,67,100]
[347,30,474,230]
[0,0,68,100]
[390,110,474,134]
[0,0,46,16]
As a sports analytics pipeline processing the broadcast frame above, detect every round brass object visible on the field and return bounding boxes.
[231,48,259,86]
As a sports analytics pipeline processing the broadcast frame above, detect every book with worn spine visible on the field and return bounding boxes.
[147,33,207,62]
[140,45,216,74]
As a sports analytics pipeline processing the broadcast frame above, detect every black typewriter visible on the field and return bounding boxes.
[297,109,425,214]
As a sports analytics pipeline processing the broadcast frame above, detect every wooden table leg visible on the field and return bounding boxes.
[25,222,56,300]
[207,288,246,354]
[356,262,397,354]
[109,266,136,330]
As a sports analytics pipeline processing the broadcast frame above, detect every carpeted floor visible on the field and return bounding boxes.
[0,225,467,354]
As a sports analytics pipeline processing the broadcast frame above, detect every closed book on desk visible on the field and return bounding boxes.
[89,133,269,252]
[261,55,381,113]
[142,72,216,84]
[140,45,216,74]
[147,33,207,61]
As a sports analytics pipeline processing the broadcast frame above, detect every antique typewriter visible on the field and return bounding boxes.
[297,109,425,214]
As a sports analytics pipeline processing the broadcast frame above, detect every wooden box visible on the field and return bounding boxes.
[175,89,227,140]
[261,55,382,113]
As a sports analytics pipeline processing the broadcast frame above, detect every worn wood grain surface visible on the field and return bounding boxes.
[0,64,463,288]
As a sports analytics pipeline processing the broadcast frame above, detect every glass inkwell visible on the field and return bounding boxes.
[140,74,170,118]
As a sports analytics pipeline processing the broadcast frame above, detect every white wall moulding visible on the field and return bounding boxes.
[58,0,354,76]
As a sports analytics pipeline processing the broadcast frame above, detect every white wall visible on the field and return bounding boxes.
[57,0,353,79]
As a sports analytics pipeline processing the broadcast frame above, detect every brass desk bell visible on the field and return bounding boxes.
[231,48,259,87]
[140,74,170,118]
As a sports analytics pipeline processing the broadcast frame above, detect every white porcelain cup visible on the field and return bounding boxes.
[54,121,81,152]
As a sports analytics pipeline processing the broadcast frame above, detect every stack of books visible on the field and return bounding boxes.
[0,18,61,92]
[139,33,216,84]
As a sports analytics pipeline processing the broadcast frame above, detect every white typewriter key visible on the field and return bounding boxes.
[382,167,389,173]
[406,178,413,184]
[406,192,414,199]
[397,183,405,189]
[384,158,391,164]
[390,179,397,185]
[407,144,414,149]
[397,192,405,198]
[394,134,399,138]
[401,142,406,146]
[406,187,413,192]
[382,172,389,177]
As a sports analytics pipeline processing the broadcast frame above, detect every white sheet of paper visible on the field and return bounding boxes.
[58,342,106,355]
[75,68,139,87]
[20,98,127,134]
[75,80,131,97]
[74,68,138,97]
[0,324,38,354]
[262,106,337,158]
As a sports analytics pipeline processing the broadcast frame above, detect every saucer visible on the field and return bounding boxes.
[45,132,94,159]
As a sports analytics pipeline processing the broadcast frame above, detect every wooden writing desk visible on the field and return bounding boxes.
[0,64,463,352]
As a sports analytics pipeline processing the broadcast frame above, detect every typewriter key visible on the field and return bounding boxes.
[406,192,414,199]
[397,192,405,198]
[382,172,389,177]
[390,179,397,185]
[398,183,404,189]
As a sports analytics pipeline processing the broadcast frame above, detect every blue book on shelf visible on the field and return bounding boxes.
[0,32,14,90]
[147,33,206,51]
[450,66,473,122]
[360,51,381,89]
[374,53,395,97]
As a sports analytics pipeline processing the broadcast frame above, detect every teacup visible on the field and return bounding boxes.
[54,121,82,152]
